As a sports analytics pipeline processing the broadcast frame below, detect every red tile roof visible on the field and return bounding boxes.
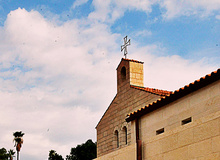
[131,85,172,96]
[126,68,220,122]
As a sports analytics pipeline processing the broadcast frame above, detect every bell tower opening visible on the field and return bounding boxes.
[117,58,144,92]
[121,67,126,82]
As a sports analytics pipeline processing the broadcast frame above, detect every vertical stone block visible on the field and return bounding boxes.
[163,146,188,160]
[161,133,178,153]
[188,139,212,159]
[129,61,143,87]
[212,135,220,153]
[178,127,194,147]
[193,119,219,142]
[144,140,162,158]
[145,154,163,160]
[195,153,220,160]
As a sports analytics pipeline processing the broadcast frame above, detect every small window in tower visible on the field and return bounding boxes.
[121,67,126,82]
[182,117,192,125]
[156,128,164,135]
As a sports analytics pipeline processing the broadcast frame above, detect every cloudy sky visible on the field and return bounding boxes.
[0,0,219,159]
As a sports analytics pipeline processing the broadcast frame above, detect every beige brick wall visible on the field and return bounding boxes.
[95,143,136,160]
[96,86,161,157]
[140,80,220,140]
[96,110,220,160]
[96,59,161,157]
[140,80,220,160]
[129,61,144,87]
[141,110,220,160]
[96,59,220,159]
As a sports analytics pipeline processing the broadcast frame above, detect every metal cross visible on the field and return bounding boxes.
[121,36,130,59]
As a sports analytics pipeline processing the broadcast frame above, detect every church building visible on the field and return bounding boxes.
[95,58,220,160]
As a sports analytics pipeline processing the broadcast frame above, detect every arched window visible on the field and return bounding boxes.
[121,67,126,82]
[122,126,128,145]
[114,130,119,148]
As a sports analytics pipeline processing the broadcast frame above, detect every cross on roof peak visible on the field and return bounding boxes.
[121,36,130,59]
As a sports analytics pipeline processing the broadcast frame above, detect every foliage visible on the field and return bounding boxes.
[66,139,96,160]
[48,150,64,160]
[13,131,25,138]
[8,149,15,160]
[13,131,25,152]
[0,148,8,160]
[0,148,15,160]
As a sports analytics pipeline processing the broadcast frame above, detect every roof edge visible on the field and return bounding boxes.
[126,68,220,122]
[95,94,117,129]
[130,85,173,96]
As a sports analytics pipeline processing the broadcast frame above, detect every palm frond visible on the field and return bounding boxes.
[13,131,25,138]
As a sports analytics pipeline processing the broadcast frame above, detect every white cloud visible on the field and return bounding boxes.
[0,7,218,160]
[216,15,220,20]
[0,8,119,159]
[135,30,152,37]
[87,0,220,23]
[160,0,220,19]
[88,0,154,23]
[72,0,89,8]
[129,46,218,91]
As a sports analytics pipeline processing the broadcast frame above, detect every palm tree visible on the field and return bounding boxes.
[8,149,15,160]
[13,131,25,160]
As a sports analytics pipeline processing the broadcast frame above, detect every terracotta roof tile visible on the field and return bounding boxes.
[130,85,172,96]
[126,68,220,122]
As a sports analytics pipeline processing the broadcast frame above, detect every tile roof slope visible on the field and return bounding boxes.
[126,68,220,122]
[131,85,172,96]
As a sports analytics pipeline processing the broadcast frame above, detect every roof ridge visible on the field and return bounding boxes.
[174,68,220,93]
[126,68,220,122]
[130,85,173,96]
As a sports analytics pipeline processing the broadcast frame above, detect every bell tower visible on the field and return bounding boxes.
[116,58,144,92]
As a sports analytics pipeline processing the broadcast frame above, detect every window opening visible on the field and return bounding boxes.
[121,67,126,82]
[123,126,127,145]
[156,128,164,135]
[115,130,119,148]
[182,117,192,125]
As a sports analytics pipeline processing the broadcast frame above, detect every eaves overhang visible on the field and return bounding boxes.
[126,68,220,122]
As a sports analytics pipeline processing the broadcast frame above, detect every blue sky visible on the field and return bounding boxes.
[0,0,219,160]
[0,1,219,59]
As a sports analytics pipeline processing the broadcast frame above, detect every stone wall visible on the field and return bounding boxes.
[141,110,220,160]
[96,59,162,157]
[96,78,220,160]
[140,80,220,159]
[129,61,144,87]
[96,86,160,157]
[95,143,136,160]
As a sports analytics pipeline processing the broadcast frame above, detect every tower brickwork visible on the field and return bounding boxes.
[117,58,144,93]
[96,58,167,157]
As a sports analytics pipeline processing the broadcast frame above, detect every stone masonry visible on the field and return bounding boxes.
[95,58,220,160]
[96,58,170,157]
